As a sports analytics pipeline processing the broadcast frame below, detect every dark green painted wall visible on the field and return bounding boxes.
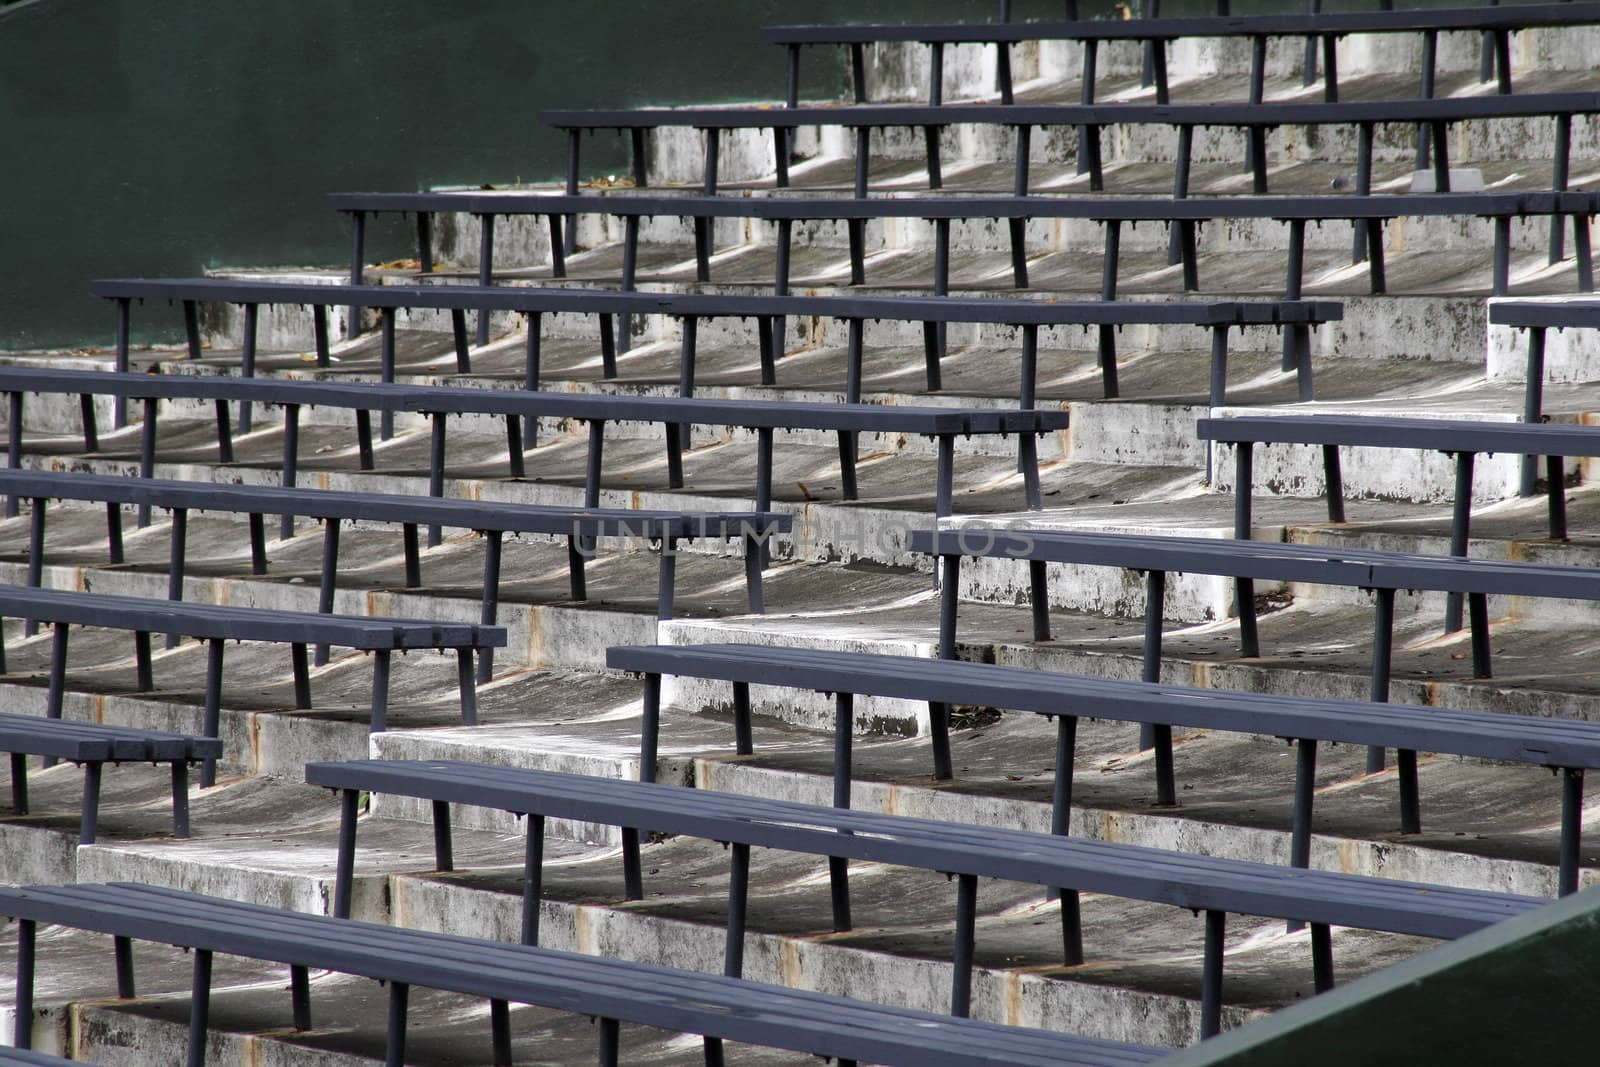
[2,0,1446,349]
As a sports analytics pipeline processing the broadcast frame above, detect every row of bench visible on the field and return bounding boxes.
[769,2,1600,107]
[91,276,1340,408]
[545,92,1599,199]
[332,190,1600,325]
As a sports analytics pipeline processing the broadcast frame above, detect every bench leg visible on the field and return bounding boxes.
[432,798,454,872]
[314,518,340,667]
[937,549,961,655]
[135,630,153,691]
[1052,714,1084,964]
[292,643,312,710]
[187,948,213,1067]
[1097,324,1118,399]
[334,787,359,919]
[15,919,35,1050]
[522,812,545,946]
[107,501,125,565]
[478,532,503,684]
[46,621,69,720]
[9,752,25,814]
[248,513,266,575]
[725,841,751,979]
[428,416,446,547]
[742,532,765,614]
[935,434,955,518]
[165,508,189,646]
[1322,445,1346,524]
[356,410,375,471]
[291,965,311,1030]
[1468,592,1492,679]
[370,650,391,733]
[928,700,953,782]
[1139,569,1164,755]
[1444,451,1475,634]
[829,692,854,932]
[490,997,512,1066]
[622,825,644,900]
[24,501,45,636]
[1560,768,1584,897]
[638,672,661,785]
[1520,328,1548,497]
[200,639,224,789]
[171,760,191,838]
[1397,748,1422,836]
[379,313,396,441]
[77,761,102,844]
[402,524,422,587]
[950,873,979,1018]
[598,1017,620,1067]
[385,980,409,1067]
[837,431,858,500]
[1367,587,1396,774]
[656,540,677,622]
[280,403,300,540]
[457,649,478,727]
[1286,737,1317,935]
[1310,923,1334,994]
[1547,455,1569,541]
[115,934,136,998]
[732,681,753,757]
[1200,909,1226,1039]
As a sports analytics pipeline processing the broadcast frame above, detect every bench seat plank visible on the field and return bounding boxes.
[305,760,1541,941]
[0,882,1164,1067]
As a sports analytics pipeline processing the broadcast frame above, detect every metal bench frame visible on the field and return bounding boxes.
[306,759,1542,1039]
[331,191,1598,330]
[606,642,1597,898]
[0,365,1065,519]
[0,586,504,787]
[0,882,1164,1067]
[544,93,1598,210]
[0,469,785,683]
[1197,412,1600,615]
[87,278,1340,424]
[0,712,219,844]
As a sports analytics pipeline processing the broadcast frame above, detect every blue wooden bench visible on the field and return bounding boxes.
[0,882,1165,1067]
[0,586,504,787]
[0,365,1065,518]
[305,758,1543,1038]
[768,3,1600,106]
[0,712,218,843]
[606,642,1600,897]
[330,190,1599,312]
[543,92,1600,199]
[89,277,1340,408]
[1487,298,1600,491]
[0,468,785,682]
[1196,413,1600,630]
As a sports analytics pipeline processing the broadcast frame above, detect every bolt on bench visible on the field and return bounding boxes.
[306,759,1543,1039]
[0,585,504,787]
[607,642,1600,897]
[0,882,1165,1067]
[0,713,218,844]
